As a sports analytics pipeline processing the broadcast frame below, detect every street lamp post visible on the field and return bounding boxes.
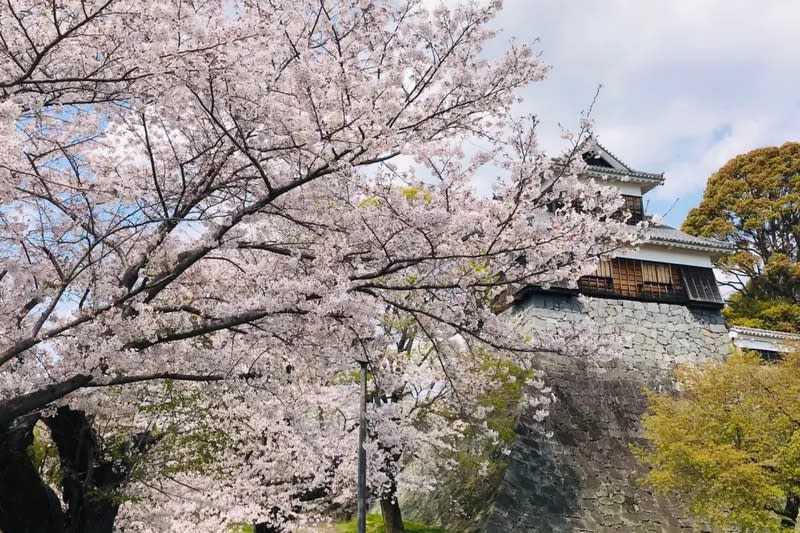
[357,360,368,533]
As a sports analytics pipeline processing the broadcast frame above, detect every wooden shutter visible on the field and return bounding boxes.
[596,259,613,278]
[680,266,723,305]
[621,195,644,224]
[641,262,672,284]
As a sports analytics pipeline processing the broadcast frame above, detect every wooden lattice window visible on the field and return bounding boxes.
[680,265,723,305]
[610,258,641,297]
[621,195,644,224]
[578,258,691,303]
[641,262,671,283]
[596,259,613,278]
[640,262,673,297]
[581,259,614,291]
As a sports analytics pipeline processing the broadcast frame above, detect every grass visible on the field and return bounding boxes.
[335,514,446,533]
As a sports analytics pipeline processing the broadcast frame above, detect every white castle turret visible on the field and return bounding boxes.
[482,143,735,532]
[524,142,735,308]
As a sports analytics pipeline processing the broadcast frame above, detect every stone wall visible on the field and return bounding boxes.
[484,294,730,533]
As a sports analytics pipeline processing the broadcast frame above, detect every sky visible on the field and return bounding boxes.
[479,0,800,228]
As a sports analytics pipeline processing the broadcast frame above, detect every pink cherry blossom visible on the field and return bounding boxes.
[0,1,638,530]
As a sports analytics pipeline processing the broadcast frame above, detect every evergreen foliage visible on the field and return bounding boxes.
[683,142,800,332]
[636,351,800,531]
[724,254,800,332]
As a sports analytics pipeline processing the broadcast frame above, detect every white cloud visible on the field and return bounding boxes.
[476,0,800,224]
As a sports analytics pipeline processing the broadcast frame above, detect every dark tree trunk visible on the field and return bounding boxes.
[252,458,343,532]
[0,414,66,533]
[45,407,127,533]
[0,406,139,533]
[781,494,800,529]
[380,497,405,533]
[253,506,291,533]
[376,439,405,533]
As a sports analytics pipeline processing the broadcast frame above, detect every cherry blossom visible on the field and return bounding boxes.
[0,1,638,530]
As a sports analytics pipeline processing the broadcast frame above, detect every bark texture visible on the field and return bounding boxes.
[45,407,127,533]
[380,497,405,533]
[0,407,135,533]
[0,414,65,533]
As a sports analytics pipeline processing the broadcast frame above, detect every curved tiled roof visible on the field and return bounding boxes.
[586,165,664,183]
[553,141,665,185]
[729,326,800,342]
[582,142,665,192]
[644,223,736,254]
[592,141,632,170]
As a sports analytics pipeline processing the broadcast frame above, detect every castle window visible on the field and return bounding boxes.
[640,262,673,297]
[597,259,613,278]
[574,258,722,307]
[756,349,783,362]
[614,195,644,224]
[580,259,614,290]
[641,262,671,283]
[680,265,724,305]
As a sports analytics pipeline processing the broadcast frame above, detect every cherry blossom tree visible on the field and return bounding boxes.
[0,1,637,531]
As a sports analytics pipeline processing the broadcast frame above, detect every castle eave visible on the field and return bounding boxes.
[644,224,736,256]
[586,166,665,192]
[729,326,800,342]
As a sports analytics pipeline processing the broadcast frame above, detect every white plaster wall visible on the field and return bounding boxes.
[619,244,714,268]
[596,179,642,196]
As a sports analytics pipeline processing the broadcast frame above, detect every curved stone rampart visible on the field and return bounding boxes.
[485,294,729,533]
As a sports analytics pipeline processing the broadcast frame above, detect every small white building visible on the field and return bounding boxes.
[729,325,800,360]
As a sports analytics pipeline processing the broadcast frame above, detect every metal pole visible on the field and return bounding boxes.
[357,360,368,533]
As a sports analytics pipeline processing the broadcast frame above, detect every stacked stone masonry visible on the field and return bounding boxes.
[484,294,730,533]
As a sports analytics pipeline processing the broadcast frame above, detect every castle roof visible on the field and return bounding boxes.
[644,223,736,256]
[729,325,800,354]
[729,325,800,342]
[577,142,735,256]
[582,142,665,192]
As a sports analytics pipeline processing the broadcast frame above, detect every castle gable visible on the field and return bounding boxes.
[582,141,665,193]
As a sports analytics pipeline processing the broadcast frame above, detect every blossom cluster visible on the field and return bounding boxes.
[0,1,638,529]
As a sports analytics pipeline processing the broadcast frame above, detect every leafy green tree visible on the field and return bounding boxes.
[683,142,800,274]
[683,142,800,331]
[724,254,800,332]
[635,351,800,531]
